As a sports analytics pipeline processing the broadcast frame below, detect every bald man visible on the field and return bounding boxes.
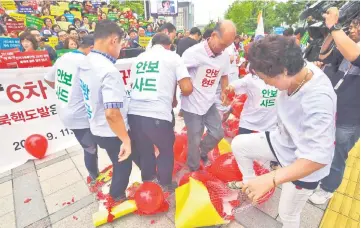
[181,20,236,171]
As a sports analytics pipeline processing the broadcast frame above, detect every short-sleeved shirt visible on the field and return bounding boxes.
[323,48,360,126]
[231,74,278,132]
[78,51,129,137]
[44,51,89,129]
[181,41,230,115]
[128,45,190,122]
[270,62,337,182]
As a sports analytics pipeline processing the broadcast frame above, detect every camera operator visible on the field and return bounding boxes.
[310,7,360,205]
[29,28,57,61]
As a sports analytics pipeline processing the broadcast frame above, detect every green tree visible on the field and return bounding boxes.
[203,20,217,32]
[109,0,145,16]
[225,0,306,34]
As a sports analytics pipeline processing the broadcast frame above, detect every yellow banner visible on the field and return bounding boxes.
[58,2,69,12]
[0,0,16,10]
[72,11,82,19]
[56,21,71,31]
[9,13,26,25]
[101,7,109,14]
[50,5,63,16]
[45,37,59,48]
[139,36,151,48]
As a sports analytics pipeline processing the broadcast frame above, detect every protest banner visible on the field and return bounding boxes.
[17,5,33,14]
[58,2,69,11]
[64,13,74,23]
[107,12,118,21]
[0,0,16,10]
[14,51,52,68]
[55,49,72,58]
[9,13,26,24]
[139,36,152,48]
[57,21,71,31]
[26,15,43,30]
[0,37,21,50]
[85,14,98,22]
[0,58,135,173]
[5,21,25,33]
[45,37,59,49]
[72,11,82,19]
[101,7,109,14]
[0,48,20,68]
[50,5,62,16]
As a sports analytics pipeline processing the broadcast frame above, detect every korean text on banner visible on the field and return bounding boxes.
[0,58,135,173]
[17,5,33,14]
[15,51,52,68]
[0,37,21,50]
[9,13,26,24]
[26,15,43,30]
[139,37,152,48]
[0,68,78,173]
[0,0,16,10]
[5,21,25,33]
[0,48,20,69]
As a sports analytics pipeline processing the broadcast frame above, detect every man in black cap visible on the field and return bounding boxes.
[44,35,99,190]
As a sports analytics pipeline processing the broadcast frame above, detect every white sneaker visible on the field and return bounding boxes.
[309,188,333,205]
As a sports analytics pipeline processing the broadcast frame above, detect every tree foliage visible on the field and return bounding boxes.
[109,0,144,16]
[203,20,217,32]
[225,0,306,34]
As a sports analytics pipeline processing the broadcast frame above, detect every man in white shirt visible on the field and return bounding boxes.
[78,20,131,204]
[44,35,100,185]
[128,33,193,190]
[181,20,236,171]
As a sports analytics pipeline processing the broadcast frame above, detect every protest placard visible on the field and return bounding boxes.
[58,2,69,11]
[0,48,20,68]
[9,13,26,24]
[50,5,62,16]
[56,49,73,58]
[101,7,109,14]
[139,36,152,48]
[17,5,33,14]
[57,21,71,31]
[26,15,43,30]
[5,21,25,33]
[107,12,118,21]
[69,3,81,11]
[85,14,98,22]
[64,13,74,23]
[46,37,59,49]
[72,11,82,19]
[0,37,21,50]
[15,51,52,68]
[0,0,16,10]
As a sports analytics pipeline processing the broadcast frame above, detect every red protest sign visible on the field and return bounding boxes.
[0,48,20,68]
[15,51,52,68]
[6,21,25,33]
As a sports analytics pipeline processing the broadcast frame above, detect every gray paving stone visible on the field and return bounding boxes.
[112,213,174,228]
[44,181,90,214]
[49,194,95,225]
[0,172,12,185]
[224,221,245,228]
[52,202,112,228]
[13,171,48,228]
[40,168,82,196]
[35,150,68,166]
[165,193,175,222]
[0,180,13,198]
[35,154,70,171]
[234,206,282,228]
[37,159,75,182]
[25,216,52,228]
[0,211,16,228]
[255,187,281,218]
[66,144,82,155]
[12,161,35,179]
[0,194,14,217]
[0,170,11,180]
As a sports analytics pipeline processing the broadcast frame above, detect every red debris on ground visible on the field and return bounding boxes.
[71,197,75,203]
[67,202,71,205]
[150,220,156,224]
[62,202,67,206]
[96,191,108,201]
[55,203,58,206]
[24,198,31,203]
[72,216,78,220]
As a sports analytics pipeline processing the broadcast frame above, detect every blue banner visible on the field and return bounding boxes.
[64,13,75,23]
[273,27,285,35]
[0,38,21,50]
[18,6,33,14]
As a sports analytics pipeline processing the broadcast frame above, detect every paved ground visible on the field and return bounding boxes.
[0,117,336,228]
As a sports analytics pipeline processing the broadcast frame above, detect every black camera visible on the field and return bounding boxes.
[40,37,49,42]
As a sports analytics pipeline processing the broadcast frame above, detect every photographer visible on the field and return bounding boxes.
[29,28,57,61]
[310,7,360,205]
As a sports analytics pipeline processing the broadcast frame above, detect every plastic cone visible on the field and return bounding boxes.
[175,178,227,228]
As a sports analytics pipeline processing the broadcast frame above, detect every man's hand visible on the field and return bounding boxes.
[221,91,231,106]
[118,139,131,162]
[323,7,339,29]
[313,61,325,68]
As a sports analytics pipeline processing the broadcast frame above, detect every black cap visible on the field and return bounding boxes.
[80,35,94,47]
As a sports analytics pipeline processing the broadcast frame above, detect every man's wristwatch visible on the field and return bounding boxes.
[329,24,342,33]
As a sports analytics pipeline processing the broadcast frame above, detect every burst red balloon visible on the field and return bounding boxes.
[178,171,216,186]
[174,132,187,163]
[134,182,165,214]
[206,153,243,183]
[24,134,48,159]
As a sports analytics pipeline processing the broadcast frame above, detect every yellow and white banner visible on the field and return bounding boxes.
[0,58,135,173]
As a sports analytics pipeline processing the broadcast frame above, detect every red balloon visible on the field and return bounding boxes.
[134,182,165,214]
[206,153,243,183]
[24,134,48,159]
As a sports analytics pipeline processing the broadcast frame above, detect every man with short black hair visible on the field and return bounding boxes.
[128,33,193,191]
[78,20,132,204]
[176,27,202,57]
[146,22,177,50]
[55,30,68,50]
[128,29,140,48]
[44,35,97,188]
